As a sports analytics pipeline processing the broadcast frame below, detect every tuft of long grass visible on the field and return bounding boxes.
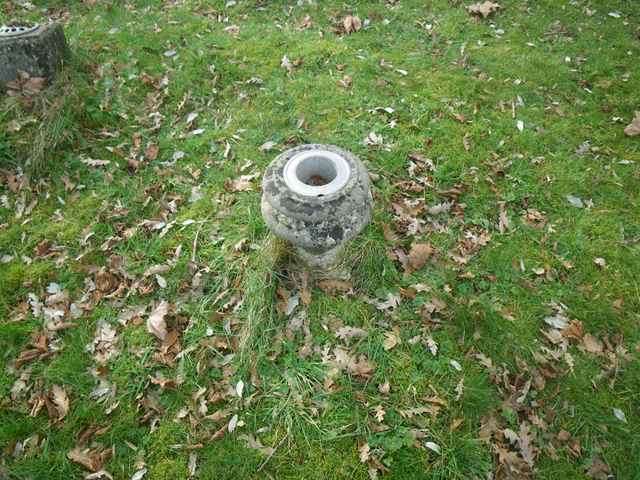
[236,235,285,369]
[1,47,93,173]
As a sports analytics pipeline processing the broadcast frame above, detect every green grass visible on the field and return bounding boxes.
[1,0,639,478]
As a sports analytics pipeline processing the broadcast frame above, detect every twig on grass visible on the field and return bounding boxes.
[257,433,289,473]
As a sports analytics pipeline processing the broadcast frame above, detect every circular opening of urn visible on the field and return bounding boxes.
[283,149,350,197]
[0,23,40,38]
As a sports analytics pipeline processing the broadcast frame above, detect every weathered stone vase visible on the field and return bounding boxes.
[261,144,373,275]
[0,23,69,88]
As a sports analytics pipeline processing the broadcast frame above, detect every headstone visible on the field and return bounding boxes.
[0,23,69,89]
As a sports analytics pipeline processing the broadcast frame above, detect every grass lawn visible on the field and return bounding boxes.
[1,0,639,478]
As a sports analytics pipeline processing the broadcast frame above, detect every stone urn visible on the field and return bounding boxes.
[0,23,69,88]
[261,144,373,275]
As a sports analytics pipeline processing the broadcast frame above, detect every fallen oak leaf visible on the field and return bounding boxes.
[143,264,171,277]
[425,336,438,356]
[398,406,438,419]
[408,242,433,271]
[544,314,569,330]
[338,74,353,89]
[145,143,160,161]
[335,326,368,342]
[374,404,386,423]
[260,141,277,152]
[624,111,640,136]
[23,76,47,95]
[67,447,109,472]
[593,257,607,269]
[587,455,611,480]
[50,384,69,421]
[383,327,401,351]
[498,202,510,233]
[147,300,169,341]
[317,279,353,295]
[561,319,584,341]
[224,176,254,192]
[381,223,399,242]
[238,434,275,456]
[375,292,401,311]
[281,55,294,74]
[467,1,501,18]
[358,442,370,463]
[347,354,376,378]
[342,14,362,34]
[583,333,603,354]
[85,470,114,480]
[81,158,111,167]
[517,421,537,468]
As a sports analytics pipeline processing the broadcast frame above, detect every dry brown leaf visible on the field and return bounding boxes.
[338,74,353,89]
[358,442,370,463]
[238,434,275,456]
[398,406,438,419]
[143,264,171,277]
[498,202,510,233]
[518,422,537,467]
[561,319,584,341]
[479,415,499,443]
[375,292,401,310]
[624,111,640,136]
[150,375,177,390]
[583,333,603,354]
[343,15,362,34]
[224,25,240,36]
[378,381,390,395]
[593,257,607,269]
[50,384,69,421]
[383,327,401,351]
[374,405,386,423]
[297,15,312,30]
[467,1,501,18]
[382,224,399,242]
[23,77,47,95]
[298,271,312,306]
[335,326,368,342]
[87,321,119,365]
[347,354,376,378]
[11,370,31,401]
[95,270,118,293]
[145,143,160,161]
[318,279,353,295]
[67,447,101,472]
[408,242,433,270]
[224,177,254,192]
[587,455,611,480]
[147,300,169,341]
[6,71,47,96]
